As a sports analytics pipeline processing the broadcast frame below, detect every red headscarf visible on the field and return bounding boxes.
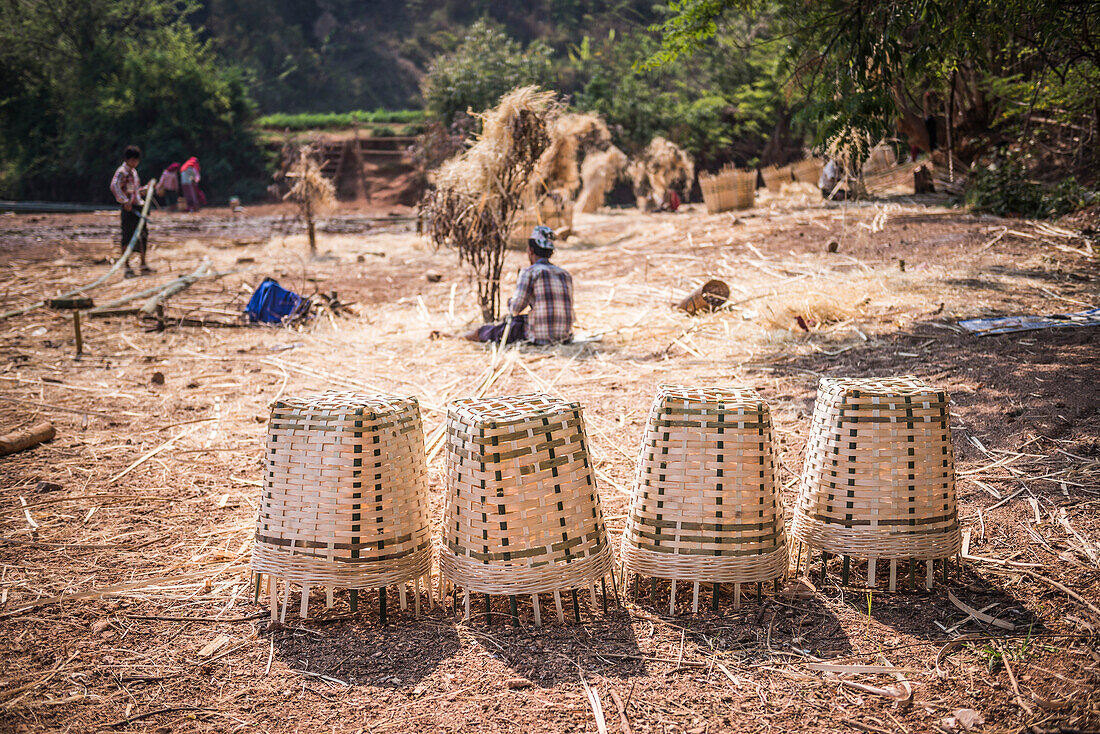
[181,157,199,172]
[167,162,181,172]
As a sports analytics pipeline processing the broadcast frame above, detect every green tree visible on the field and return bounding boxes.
[421,20,554,123]
[0,0,267,202]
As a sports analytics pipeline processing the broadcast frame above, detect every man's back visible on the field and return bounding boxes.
[510,259,573,344]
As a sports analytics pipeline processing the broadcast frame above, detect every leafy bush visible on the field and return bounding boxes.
[0,1,268,203]
[967,159,1093,219]
[421,20,554,123]
[256,110,427,130]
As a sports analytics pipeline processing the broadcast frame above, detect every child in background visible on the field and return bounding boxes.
[157,162,181,210]
[109,145,153,277]
[180,157,202,212]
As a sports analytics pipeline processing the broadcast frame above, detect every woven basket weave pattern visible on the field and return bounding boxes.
[791,377,961,560]
[438,394,614,595]
[620,386,787,583]
[252,391,433,588]
[700,169,755,213]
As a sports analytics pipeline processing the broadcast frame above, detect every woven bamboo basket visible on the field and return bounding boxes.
[438,393,615,626]
[791,158,824,186]
[251,391,433,622]
[790,376,961,590]
[761,165,793,194]
[620,386,787,613]
[700,169,755,213]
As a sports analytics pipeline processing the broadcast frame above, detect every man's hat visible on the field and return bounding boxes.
[528,225,555,253]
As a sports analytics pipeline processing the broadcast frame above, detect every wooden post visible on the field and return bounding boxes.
[379,587,387,625]
[669,580,677,615]
[349,588,358,613]
[692,582,700,614]
[889,560,897,592]
[72,311,83,357]
[532,594,541,628]
[925,560,934,590]
[867,558,877,588]
[554,590,564,623]
[413,577,421,618]
[572,589,581,622]
[509,595,519,626]
[300,585,310,619]
[399,583,407,611]
[841,556,850,586]
[253,573,262,604]
[908,558,916,588]
[601,578,608,614]
[712,582,720,611]
[733,583,741,610]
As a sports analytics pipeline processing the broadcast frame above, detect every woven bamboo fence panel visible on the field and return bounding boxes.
[791,376,961,562]
[761,165,793,194]
[438,394,614,597]
[620,386,787,584]
[252,391,433,591]
[791,158,824,185]
[700,168,755,213]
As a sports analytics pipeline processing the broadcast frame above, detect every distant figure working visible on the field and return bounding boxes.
[818,158,847,201]
[465,226,574,346]
[109,145,152,278]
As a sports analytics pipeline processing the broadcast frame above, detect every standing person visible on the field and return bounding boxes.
[156,162,181,211]
[180,157,202,212]
[109,145,152,278]
[464,226,574,345]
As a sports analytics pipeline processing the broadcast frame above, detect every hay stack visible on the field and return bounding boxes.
[575,145,627,213]
[420,87,561,321]
[536,112,611,198]
[628,137,694,209]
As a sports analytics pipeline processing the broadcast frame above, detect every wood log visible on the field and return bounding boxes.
[139,260,212,315]
[47,297,94,310]
[0,421,56,456]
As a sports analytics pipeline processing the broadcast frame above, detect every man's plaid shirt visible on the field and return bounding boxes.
[509,258,573,344]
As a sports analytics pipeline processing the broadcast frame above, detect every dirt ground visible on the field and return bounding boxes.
[1,190,1098,734]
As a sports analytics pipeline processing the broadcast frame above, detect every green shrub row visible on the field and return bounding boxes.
[257,110,426,130]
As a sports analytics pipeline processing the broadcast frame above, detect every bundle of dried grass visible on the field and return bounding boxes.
[628,137,694,208]
[420,87,561,321]
[283,146,336,255]
[576,145,627,213]
[535,112,611,198]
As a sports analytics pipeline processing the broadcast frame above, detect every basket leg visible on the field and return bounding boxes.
[925,560,934,590]
[712,582,720,611]
[819,551,829,585]
[733,583,741,610]
[485,593,492,624]
[463,589,470,622]
[399,583,407,611]
[349,589,358,613]
[299,584,310,619]
[379,587,387,626]
[426,574,434,610]
[609,569,622,608]
[554,590,565,623]
[269,575,278,623]
[867,559,877,588]
[774,578,780,593]
[509,595,519,626]
[633,574,639,600]
[908,558,916,589]
[532,594,541,628]
[588,584,599,611]
[794,541,804,577]
[669,580,677,616]
[414,577,421,618]
[692,582,700,614]
[253,573,262,604]
[326,587,334,609]
[756,581,762,599]
[841,556,850,586]
[889,561,897,592]
[601,579,608,615]
[572,589,581,622]
[650,577,658,599]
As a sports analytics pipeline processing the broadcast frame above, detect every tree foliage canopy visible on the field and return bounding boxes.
[0,0,266,202]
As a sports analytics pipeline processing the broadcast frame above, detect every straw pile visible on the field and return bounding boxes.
[628,137,694,208]
[535,112,612,198]
[575,145,627,213]
[419,87,561,321]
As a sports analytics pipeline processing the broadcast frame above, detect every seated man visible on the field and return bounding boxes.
[465,226,574,346]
